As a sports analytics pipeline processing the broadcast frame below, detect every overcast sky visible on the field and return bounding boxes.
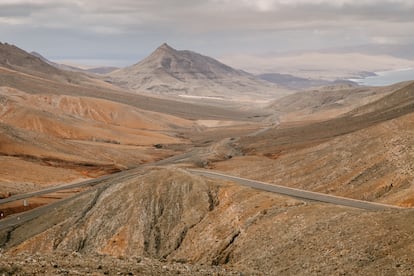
[0,0,413,67]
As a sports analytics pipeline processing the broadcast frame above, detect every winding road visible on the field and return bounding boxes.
[0,163,405,231]
[0,150,192,206]
[188,169,404,211]
[0,167,143,205]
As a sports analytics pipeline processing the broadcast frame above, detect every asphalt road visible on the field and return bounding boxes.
[188,169,404,211]
[0,191,87,231]
[0,168,145,230]
[0,148,195,207]
[0,154,404,231]
[0,148,197,230]
[0,167,143,205]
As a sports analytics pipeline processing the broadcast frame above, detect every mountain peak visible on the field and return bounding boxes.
[109,44,291,100]
[155,43,175,52]
[0,42,55,73]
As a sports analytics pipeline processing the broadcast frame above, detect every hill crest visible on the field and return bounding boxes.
[109,43,291,101]
[0,42,60,77]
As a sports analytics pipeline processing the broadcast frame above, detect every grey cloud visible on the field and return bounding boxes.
[1,0,413,32]
[0,0,413,66]
[0,3,48,17]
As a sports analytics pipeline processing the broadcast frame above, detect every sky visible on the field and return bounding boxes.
[0,0,413,67]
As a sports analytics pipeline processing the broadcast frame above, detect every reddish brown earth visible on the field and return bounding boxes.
[212,82,414,207]
[1,43,414,275]
[1,169,413,275]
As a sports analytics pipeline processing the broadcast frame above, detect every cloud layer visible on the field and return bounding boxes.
[0,0,413,66]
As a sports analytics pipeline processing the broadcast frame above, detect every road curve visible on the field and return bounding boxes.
[0,167,144,205]
[0,151,195,228]
[0,148,197,206]
[0,164,404,231]
[188,169,405,211]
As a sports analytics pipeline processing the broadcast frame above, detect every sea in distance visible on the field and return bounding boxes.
[349,68,414,86]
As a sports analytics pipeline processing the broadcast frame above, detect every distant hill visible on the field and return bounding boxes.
[267,82,404,123]
[257,73,355,90]
[30,51,84,72]
[240,81,414,155]
[108,43,292,101]
[0,42,61,78]
[87,66,118,74]
[30,51,118,75]
[0,42,98,86]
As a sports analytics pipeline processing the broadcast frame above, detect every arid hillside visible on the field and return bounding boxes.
[268,82,407,124]
[0,65,262,121]
[0,43,61,78]
[0,119,186,194]
[0,43,269,196]
[1,41,413,275]
[213,82,414,206]
[1,169,413,275]
[0,42,103,87]
[0,72,202,194]
[0,87,190,144]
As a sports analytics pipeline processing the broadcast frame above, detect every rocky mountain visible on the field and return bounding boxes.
[108,43,291,101]
[0,42,101,86]
[0,42,61,78]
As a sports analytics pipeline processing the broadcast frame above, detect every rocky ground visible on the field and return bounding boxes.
[2,168,414,275]
[0,251,240,275]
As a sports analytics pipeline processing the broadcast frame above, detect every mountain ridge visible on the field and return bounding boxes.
[0,42,61,78]
[109,43,292,101]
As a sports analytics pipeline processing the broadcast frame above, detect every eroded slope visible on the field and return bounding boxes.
[0,86,194,194]
[1,169,413,275]
[213,82,414,206]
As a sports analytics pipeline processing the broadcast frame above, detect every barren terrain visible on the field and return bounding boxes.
[1,169,413,275]
[269,81,407,124]
[0,43,269,199]
[1,42,414,275]
[212,82,414,207]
